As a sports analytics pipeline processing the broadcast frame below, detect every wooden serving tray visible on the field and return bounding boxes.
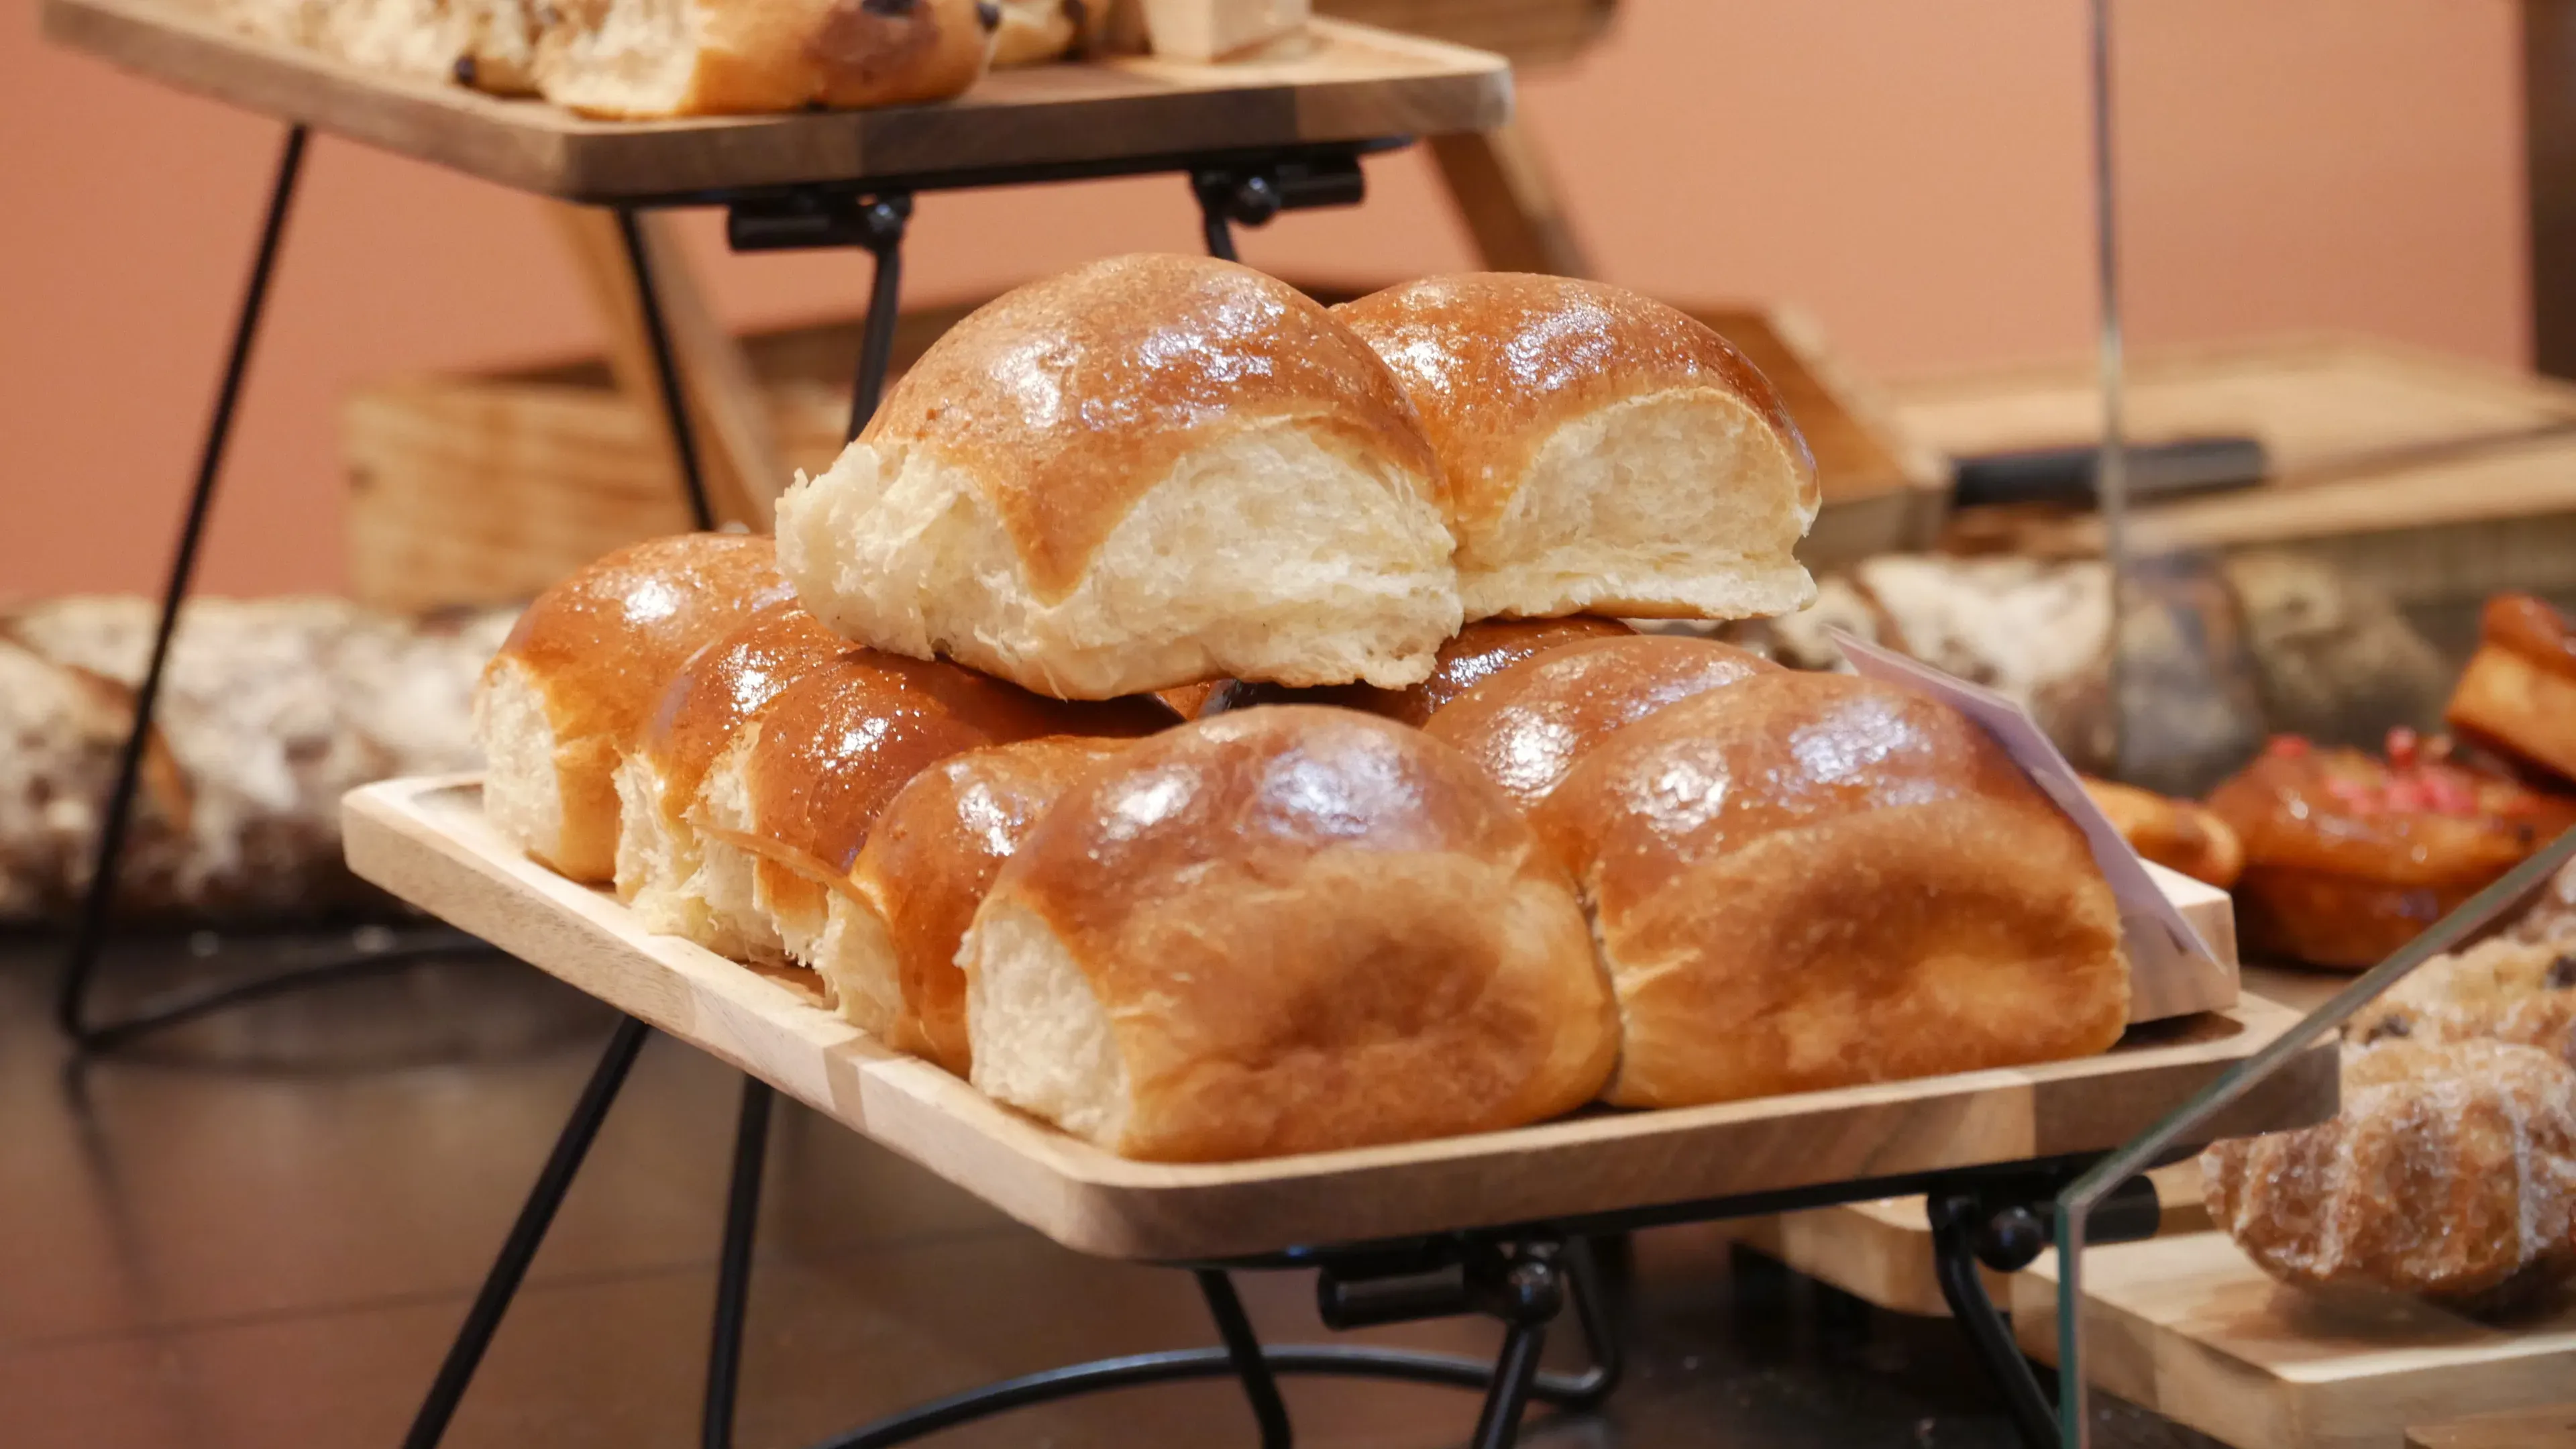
[44,0,1511,202]
[342,775,2337,1263]
[2016,1233,2576,1449]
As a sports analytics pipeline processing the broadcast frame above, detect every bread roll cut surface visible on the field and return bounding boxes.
[1336,274,1820,623]
[1421,635,1778,812]
[614,602,845,955]
[474,533,789,881]
[960,706,1617,1161]
[846,735,1138,1074]
[778,254,1461,699]
[535,0,997,119]
[707,652,1165,971]
[1537,671,2129,1110]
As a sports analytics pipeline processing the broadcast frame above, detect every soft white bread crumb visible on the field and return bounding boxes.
[1468,390,1818,621]
[812,890,903,1038]
[612,753,707,940]
[684,732,789,966]
[961,896,1131,1147]
[779,425,1462,700]
[472,658,574,871]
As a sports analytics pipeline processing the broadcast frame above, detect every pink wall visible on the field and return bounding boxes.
[0,0,2525,598]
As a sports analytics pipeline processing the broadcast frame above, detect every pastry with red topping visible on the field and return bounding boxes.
[2206,730,2576,969]
[2447,594,2576,787]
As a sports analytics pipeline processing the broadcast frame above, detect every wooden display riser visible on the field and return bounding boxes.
[44,0,1509,201]
[1713,965,2355,1320]
[2016,1233,2576,1449]
[343,775,2332,1264]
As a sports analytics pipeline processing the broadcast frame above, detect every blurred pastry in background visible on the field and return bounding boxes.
[2347,935,2576,1066]
[2080,777,2244,889]
[2448,593,2576,788]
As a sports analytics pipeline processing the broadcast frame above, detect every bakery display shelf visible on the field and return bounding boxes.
[2016,1232,2576,1449]
[344,773,2335,1265]
[44,0,1510,203]
[1713,965,2349,1320]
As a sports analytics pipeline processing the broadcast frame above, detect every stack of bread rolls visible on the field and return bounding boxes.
[478,254,2133,1163]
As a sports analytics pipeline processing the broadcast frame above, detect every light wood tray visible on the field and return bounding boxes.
[2016,1232,2576,1449]
[44,0,1511,202]
[343,775,2337,1263]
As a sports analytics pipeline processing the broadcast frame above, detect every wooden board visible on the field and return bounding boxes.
[2408,1405,2576,1448]
[2015,1234,2576,1449]
[1889,336,2576,575]
[342,774,2332,1263]
[345,299,1945,612]
[1316,0,1615,69]
[44,0,1511,202]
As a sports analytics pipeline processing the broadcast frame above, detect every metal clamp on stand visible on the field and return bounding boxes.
[727,189,916,443]
[1928,1173,2163,1449]
[1192,151,1368,260]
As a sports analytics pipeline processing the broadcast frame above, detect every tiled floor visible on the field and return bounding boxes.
[4,932,2222,1448]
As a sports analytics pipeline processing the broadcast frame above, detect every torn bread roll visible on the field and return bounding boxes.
[960,706,1619,1161]
[1335,274,1820,623]
[695,653,1164,982]
[613,602,847,959]
[1536,671,2131,1109]
[534,0,998,119]
[835,735,1139,1073]
[475,533,790,882]
[778,254,1461,700]
[1421,635,1778,812]
[214,0,543,93]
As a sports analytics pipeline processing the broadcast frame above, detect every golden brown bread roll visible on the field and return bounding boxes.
[2447,594,2576,787]
[698,655,1165,976]
[2080,777,2245,890]
[959,706,1619,1161]
[837,735,1138,1074]
[2201,1038,2576,1313]
[1420,635,1778,812]
[1334,274,1819,624]
[2206,733,2576,970]
[476,534,790,882]
[612,602,847,957]
[778,255,1461,700]
[1536,671,2131,1108]
[535,0,999,119]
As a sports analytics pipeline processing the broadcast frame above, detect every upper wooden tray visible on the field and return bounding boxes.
[44,0,1512,202]
[342,775,2336,1263]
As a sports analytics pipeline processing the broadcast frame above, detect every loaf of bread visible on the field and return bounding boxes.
[1421,635,1777,812]
[2202,1038,2576,1313]
[2206,733,2576,970]
[534,0,998,118]
[1334,274,1818,624]
[612,602,847,957]
[833,734,1138,1073]
[1191,616,1635,727]
[695,653,1163,972]
[2448,594,2576,788]
[2080,777,2245,890]
[959,706,1618,1161]
[778,254,1461,700]
[1535,670,2131,1109]
[476,534,790,883]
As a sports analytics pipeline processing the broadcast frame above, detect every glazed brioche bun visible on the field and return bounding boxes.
[612,602,846,959]
[1536,672,2130,1109]
[960,706,1619,1162]
[535,0,997,119]
[837,735,1140,1074]
[1421,635,1778,812]
[694,653,1163,984]
[777,254,1462,700]
[1193,616,1638,727]
[474,533,790,882]
[1334,274,1821,623]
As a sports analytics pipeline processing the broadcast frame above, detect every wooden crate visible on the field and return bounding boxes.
[345,294,1945,612]
[1890,335,2576,608]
